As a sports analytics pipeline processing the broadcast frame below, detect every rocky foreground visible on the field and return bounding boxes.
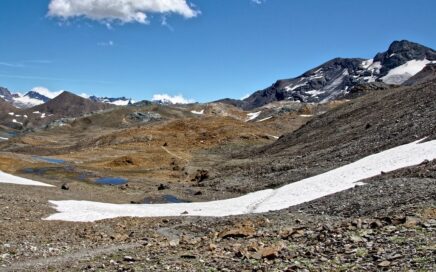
[0,161,434,271]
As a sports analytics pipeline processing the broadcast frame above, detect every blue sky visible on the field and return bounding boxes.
[0,0,436,102]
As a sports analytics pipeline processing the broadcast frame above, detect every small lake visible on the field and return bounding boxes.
[33,156,66,165]
[144,194,190,204]
[96,177,128,185]
[163,195,190,203]
[22,167,50,175]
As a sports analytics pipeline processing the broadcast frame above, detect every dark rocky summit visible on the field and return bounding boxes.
[225,40,436,110]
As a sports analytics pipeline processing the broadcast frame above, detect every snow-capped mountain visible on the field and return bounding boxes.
[12,91,51,108]
[0,87,16,101]
[0,87,63,109]
[89,96,134,106]
[0,86,134,109]
[242,40,436,109]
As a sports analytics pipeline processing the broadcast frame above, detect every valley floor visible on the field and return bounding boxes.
[0,145,435,271]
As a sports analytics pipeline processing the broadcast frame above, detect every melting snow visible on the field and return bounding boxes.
[256,116,272,122]
[13,95,45,108]
[107,100,132,106]
[0,171,54,187]
[320,69,349,102]
[361,59,374,69]
[246,111,262,121]
[12,119,23,125]
[306,90,324,97]
[45,139,436,222]
[366,61,382,74]
[8,112,14,116]
[285,83,307,92]
[191,110,204,115]
[0,137,8,141]
[381,59,434,85]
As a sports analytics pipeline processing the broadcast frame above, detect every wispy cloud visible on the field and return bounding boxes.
[0,62,25,68]
[0,60,53,68]
[0,73,112,84]
[97,40,115,47]
[241,93,250,100]
[251,0,266,4]
[30,86,63,99]
[161,16,174,31]
[48,0,200,25]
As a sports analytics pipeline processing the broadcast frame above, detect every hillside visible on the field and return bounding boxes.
[203,76,436,194]
[29,91,113,117]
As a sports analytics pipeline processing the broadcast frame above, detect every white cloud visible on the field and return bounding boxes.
[0,62,25,68]
[152,93,194,104]
[241,93,250,100]
[251,0,265,4]
[30,86,63,99]
[48,0,199,25]
[79,93,90,98]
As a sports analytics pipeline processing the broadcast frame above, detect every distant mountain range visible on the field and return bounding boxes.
[89,96,133,106]
[222,40,436,109]
[0,87,134,109]
[1,40,435,114]
[0,91,114,130]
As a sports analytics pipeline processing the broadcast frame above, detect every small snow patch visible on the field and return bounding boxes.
[191,110,204,115]
[361,59,374,69]
[246,111,262,122]
[306,90,324,97]
[12,119,23,125]
[285,83,307,92]
[256,116,272,122]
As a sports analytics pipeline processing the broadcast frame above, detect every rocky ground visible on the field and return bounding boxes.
[0,81,435,271]
[0,162,434,271]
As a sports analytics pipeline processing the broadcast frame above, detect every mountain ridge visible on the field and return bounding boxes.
[233,40,436,109]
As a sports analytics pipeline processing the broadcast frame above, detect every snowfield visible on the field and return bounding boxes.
[0,171,54,187]
[46,138,436,222]
[382,59,435,84]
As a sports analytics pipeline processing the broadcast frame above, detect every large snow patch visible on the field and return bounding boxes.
[381,59,434,84]
[46,138,436,222]
[0,171,54,187]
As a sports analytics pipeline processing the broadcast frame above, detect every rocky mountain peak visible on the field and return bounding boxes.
[237,40,436,109]
[0,87,14,101]
[24,91,51,103]
[387,40,433,55]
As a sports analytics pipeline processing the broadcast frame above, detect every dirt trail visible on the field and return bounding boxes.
[3,221,194,271]
[161,146,189,162]
[4,242,143,271]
